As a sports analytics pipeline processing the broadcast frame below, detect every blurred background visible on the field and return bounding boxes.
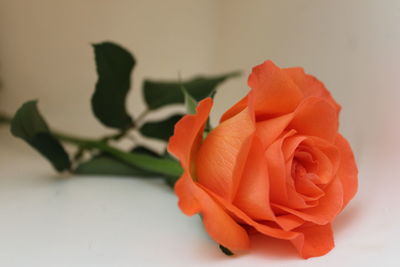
[2,0,400,160]
[1,0,399,158]
[0,0,399,265]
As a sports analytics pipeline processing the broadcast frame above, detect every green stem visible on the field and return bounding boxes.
[53,131,183,178]
[2,111,182,181]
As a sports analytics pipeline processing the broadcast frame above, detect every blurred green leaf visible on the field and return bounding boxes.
[143,71,240,110]
[75,154,159,177]
[76,146,181,186]
[92,41,135,130]
[181,86,197,115]
[10,101,71,171]
[131,145,161,157]
[139,114,183,141]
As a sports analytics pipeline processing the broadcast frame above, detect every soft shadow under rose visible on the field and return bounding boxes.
[168,60,358,259]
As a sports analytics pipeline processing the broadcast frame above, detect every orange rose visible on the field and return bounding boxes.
[168,60,358,259]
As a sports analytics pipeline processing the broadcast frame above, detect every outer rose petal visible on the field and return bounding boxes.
[275,214,305,231]
[248,60,304,117]
[291,223,334,259]
[220,60,303,122]
[175,173,250,250]
[168,98,213,170]
[169,98,250,250]
[289,97,338,143]
[207,184,333,259]
[284,67,341,112]
[202,185,300,240]
[196,107,255,200]
[220,96,248,122]
[335,134,358,209]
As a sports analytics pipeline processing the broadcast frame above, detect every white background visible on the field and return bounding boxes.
[1,0,399,266]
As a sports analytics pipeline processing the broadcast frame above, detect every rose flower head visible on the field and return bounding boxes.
[168,60,358,259]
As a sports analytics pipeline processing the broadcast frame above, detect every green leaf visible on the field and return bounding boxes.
[143,71,240,110]
[219,245,234,256]
[92,41,135,130]
[10,101,71,171]
[181,86,197,115]
[75,154,159,177]
[139,114,183,141]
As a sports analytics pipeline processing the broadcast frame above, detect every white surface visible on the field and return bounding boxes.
[0,126,398,267]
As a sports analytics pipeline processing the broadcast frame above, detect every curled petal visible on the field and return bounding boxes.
[289,97,338,143]
[294,175,325,201]
[283,67,341,112]
[196,107,255,200]
[202,185,300,240]
[248,60,304,117]
[175,176,200,216]
[220,96,248,123]
[170,98,249,250]
[275,214,305,231]
[176,172,250,250]
[168,98,213,170]
[255,113,294,148]
[282,135,324,207]
[272,178,343,225]
[304,137,341,185]
[291,223,335,259]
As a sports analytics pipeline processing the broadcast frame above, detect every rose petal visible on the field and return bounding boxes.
[248,60,304,117]
[335,134,358,209]
[175,172,250,250]
[282,135,308,160]
[284,67,341,112]
[169,99,250,250]
[220,60,304,123]
[220,96,248,123]
[201,185,300,240]
[233,136,275,221]
[291,223,335,259]
[256,113,294,148]
[265,130,297,205]
[168,98,213,171]
[196,107,255,200]
[175,176,200,216]
[275,214,305,231]
[272,178,343,225]
[304,137,341,185]
[282,135,325,207]
[294,175,325,201]
[289,97,338,143]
